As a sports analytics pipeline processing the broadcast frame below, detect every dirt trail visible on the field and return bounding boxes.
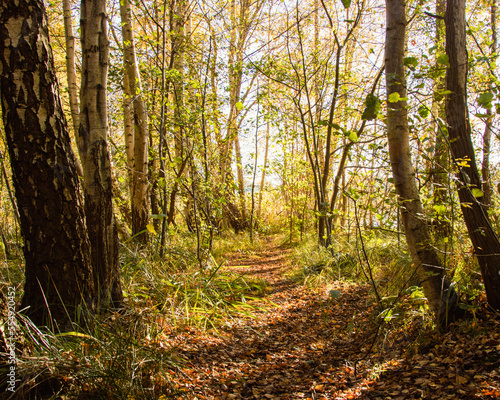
[176,240,377,399]
[175,240,500,399]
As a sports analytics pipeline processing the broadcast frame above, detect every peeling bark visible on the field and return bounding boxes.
[0,0,95,327]
[120,0,150,241]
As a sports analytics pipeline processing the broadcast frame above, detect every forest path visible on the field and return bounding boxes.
[174,237,500,399]
[175,237,378,399]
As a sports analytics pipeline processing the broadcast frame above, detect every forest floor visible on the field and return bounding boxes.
[169,237,500,400]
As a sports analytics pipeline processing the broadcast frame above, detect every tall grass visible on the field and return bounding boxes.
[289,233,359,286]
[0,232,270,399]
[1,312,183,399]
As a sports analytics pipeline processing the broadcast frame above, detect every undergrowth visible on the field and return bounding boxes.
[289,233,358,286]
[1,312,183,399]
[0,232,270,399]
[0,229,487,398]
[289,230,481,350]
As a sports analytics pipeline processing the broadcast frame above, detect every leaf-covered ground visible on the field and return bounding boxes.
[168,241,500,399]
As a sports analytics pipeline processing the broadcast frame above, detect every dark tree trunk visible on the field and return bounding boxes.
[481,0,497,208]
[445,0,500,310]
[0,0,95,327]
[430,0,451,241]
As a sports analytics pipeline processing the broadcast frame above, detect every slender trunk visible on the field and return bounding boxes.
[431,0,451,240]
[123,72,135,198]
[250,93,260,243]
[167,0,187,230]
[385,0,455,322]
[79,0,122,308]
[220,0,262,232]
[234,133,247,223]
[445,0,500,310]
[63,0,79,136]
[158,3,169,255]
[340,169,347,226]
[257,126,269,221]
[120,0,150,241]
[62,0,84,177]
[482,0,497,207]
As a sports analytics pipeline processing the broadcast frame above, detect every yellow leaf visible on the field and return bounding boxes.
[315,384,325,392]
[146,224,157,235]
[471,188,484,198]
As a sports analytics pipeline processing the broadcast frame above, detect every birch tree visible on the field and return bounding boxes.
[120,0,150,241]
[0,0,95,326]
[79,0,123,307]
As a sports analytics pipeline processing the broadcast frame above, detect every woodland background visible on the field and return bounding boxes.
[0,0,500,397]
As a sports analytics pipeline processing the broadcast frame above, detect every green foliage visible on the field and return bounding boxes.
[436,53,449,66]
[361,93,381,121]
[478,92,494,109]
[5,312,182,399]
[368,235,414,294]
[341,0,351,8]
[403,56,419,71]
[417,104,430,118]
[2,234,272,398]
[388,92,404,103]
[471,188,484,198]
[211,232,266,261]
[378,286,429,324]
[120,236,269,330]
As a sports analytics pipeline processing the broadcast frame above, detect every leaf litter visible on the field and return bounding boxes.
[168,242,500,399]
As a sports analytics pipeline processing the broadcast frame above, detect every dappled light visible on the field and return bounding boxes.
[1,0,500,397]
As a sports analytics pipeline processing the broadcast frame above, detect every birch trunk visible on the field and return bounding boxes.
[0,0,95,326]
[79,0,122,308]
[62,0,84,177]
[120,0,150,241]
[257,127,269,221]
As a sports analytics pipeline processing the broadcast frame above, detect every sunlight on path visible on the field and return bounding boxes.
[172,240,500,400]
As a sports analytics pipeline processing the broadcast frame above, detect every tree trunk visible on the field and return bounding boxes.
[63,0,79,137]
[123,72,135,198]
[445,0,500,310]
[79,0,122,308]
[0,0,95,327]
[481,0,497,208]
[234,133,247,223]
[219,0,262,232]
[385,0,456,322]
[62,0,84,178]
[431,0,451,240]
[120,0,150,242]
[165,0,187,231]
[257,127,269,221]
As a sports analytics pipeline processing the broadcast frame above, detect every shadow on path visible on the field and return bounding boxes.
[175,241,500,399]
